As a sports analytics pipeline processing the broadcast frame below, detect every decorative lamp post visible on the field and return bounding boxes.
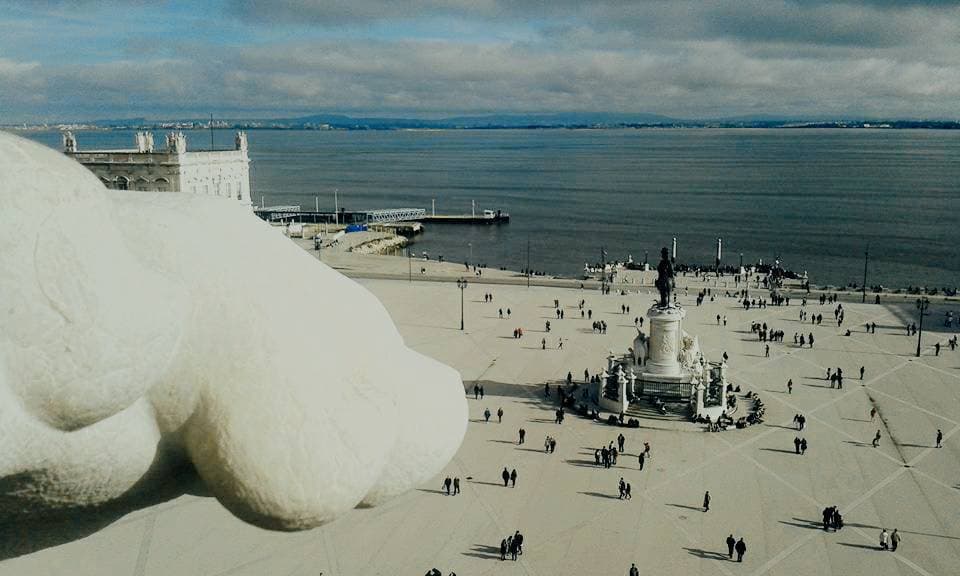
[916,297,930,357]
[457,277,468,331]
[862,247,869,303]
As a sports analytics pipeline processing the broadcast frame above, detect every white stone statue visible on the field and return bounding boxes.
[135,131,154,153]
[165,131,187,153]
[235,131,248,152]
[62,130,77,153]
[0,132,467,531]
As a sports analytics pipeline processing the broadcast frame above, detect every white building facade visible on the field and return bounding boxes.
[63,130,252,207]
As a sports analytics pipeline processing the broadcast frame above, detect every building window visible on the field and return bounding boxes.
[116,176,129,191]
[154,177,169,192]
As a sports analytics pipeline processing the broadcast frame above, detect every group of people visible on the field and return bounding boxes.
[483,407,504,423]
[441,477,461,496]
[725,535,748,562]
[591,320,608,334]
[792,413,806,430]
[618,477,633,499]
[822,506,843,530]
[793,436,809,454]
[543,435,557,453]
[499,531,525,561]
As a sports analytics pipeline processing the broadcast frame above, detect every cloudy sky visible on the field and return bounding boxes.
[3,0,960,122]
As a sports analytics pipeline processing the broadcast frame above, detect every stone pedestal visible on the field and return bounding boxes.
[644,305,686,377]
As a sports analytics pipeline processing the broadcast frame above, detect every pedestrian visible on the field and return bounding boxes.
[936,342,941,356]
[514,531,523,556]
[500,538,507,561]
[453,477,460,495]
[474,384,480,399]
[765,344,770,358]
[625,483,632,500]
[497,407,504,423]
[801,438,807,454]
[638,452,645,470]
[510,468,517,487]
[595,449,601,465]
[794,436,801,454]
[480,385,484,399]
[542,338,546,350]
[484,408,491,423]
[787,378,793,394]
[644,441,651,459]
[518,428,525,444]
[872,429,881,447]
[936,429,943,448]
[726,534,736,559]
[879,528,889,550]
[545,382,550,397]
[629,563,639,576]
[735,538,746,562]
[890,528,900,552]
[860,366,865,380]
[443,477,452,495]
[703,491,710,512]
[870,407,877,421]
[502,467,510,487]
[619,477,626,499]
[617,433,626,452]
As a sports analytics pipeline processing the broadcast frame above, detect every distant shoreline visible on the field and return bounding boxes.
[6,121,960,132]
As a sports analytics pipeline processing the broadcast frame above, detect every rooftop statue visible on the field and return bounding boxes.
[655,246,675,308]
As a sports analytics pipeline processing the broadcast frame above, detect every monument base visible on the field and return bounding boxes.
[645,305,686,377]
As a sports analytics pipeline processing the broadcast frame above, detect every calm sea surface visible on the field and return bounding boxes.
[25,128,960,289]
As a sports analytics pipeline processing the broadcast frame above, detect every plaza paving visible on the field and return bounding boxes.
[3,272,959,576]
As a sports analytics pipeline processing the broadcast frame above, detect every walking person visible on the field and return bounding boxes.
[501,467,510,487]
[518,428,525,444]
[860,366,865,380]
[787,378,793,394]
[794,436,801,454]
[801,438,808,454]
[484,408,491,423]
[936,429,943,448]
[443,477,452,495]
[510,468,518,487]
[497,407,504,423]
[703,491,710,512]
[500,538,507,561]
[879,528,889,550]
[726,534,736,559]
[629,563,639,576]
[638,452,645,471]
[735,538,747,562]
[453,477,460,495]
[873,429,881,448]
[891,529,900,552]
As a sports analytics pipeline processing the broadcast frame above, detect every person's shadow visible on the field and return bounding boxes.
[683,547,730,561]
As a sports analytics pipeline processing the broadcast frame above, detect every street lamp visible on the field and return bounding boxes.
[457,277,468,331]
[408,248,412,283]
[862,247,869,303]
[916,297,930,357]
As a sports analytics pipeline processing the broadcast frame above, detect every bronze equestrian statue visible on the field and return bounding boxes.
[655,247,675,308]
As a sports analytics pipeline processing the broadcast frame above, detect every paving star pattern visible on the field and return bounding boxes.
[2,277,959,576]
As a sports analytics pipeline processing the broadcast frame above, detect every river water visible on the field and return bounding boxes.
[25,128,960,289]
